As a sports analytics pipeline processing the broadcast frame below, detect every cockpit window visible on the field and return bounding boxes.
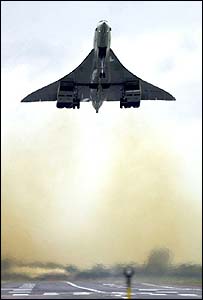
[99,20,108,23]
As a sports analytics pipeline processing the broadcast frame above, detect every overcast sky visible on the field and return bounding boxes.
[2,1,202,267]
[2,1,202,126]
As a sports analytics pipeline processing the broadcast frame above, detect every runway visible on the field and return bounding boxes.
[1,280,202,299]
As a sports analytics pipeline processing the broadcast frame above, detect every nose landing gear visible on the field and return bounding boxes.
[99,71,106,78]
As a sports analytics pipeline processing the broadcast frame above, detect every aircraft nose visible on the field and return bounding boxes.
[100,22,108,32]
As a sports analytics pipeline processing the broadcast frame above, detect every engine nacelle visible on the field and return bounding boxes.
[120,80,141,108]
[56,81,80,109]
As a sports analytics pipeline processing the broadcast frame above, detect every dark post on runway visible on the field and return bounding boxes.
[124,266,135,299]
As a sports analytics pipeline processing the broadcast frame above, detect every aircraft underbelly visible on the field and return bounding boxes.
[89,52,110,111]
[21,22,176,111]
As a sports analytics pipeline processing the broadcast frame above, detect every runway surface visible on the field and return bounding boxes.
[1,280,202,299]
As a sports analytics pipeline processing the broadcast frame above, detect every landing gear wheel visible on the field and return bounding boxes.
[56,102,64,109]
[99,72,105,78]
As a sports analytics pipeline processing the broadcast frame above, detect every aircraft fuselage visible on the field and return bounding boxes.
[21,20,176,111]
[91,20,111,112]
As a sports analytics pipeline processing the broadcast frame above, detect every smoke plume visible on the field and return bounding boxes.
[2,105,202,269]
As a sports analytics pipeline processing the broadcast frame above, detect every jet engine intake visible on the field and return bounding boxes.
[120,80,141,108]
[56,81,80,109]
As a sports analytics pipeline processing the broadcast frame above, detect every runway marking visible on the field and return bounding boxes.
[73,292,92,295]
[12,294,29,296]
[10,289,32,292]
[7,284,36,297]
[8,290,31,294]
[66,281,106,294]
[139,292,166,295]
[139,292,155,295]
[142,283,173,289]
[43,293,59,296]
[114,296,129,299]
[103,284,114,286]
[138,288,160,291]
[142,282,202,292]
[103,283,126,289]
[178,294,200,297]
[19,284,35,288]
[113,296,126,298]
[178,288,202,291]
[162,291,178,293]
[142,283,162,287]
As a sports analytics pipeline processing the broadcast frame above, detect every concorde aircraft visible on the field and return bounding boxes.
[21,20,176,113]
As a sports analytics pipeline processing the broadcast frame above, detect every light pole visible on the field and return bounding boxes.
[123,266,134,299]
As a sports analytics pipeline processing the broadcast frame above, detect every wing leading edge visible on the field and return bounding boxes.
[21,50,95,103]
[106,49,175,102]
[21,80,59,102]
[21,48,175,105]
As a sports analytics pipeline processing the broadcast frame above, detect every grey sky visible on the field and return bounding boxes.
[2,1,202,118]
